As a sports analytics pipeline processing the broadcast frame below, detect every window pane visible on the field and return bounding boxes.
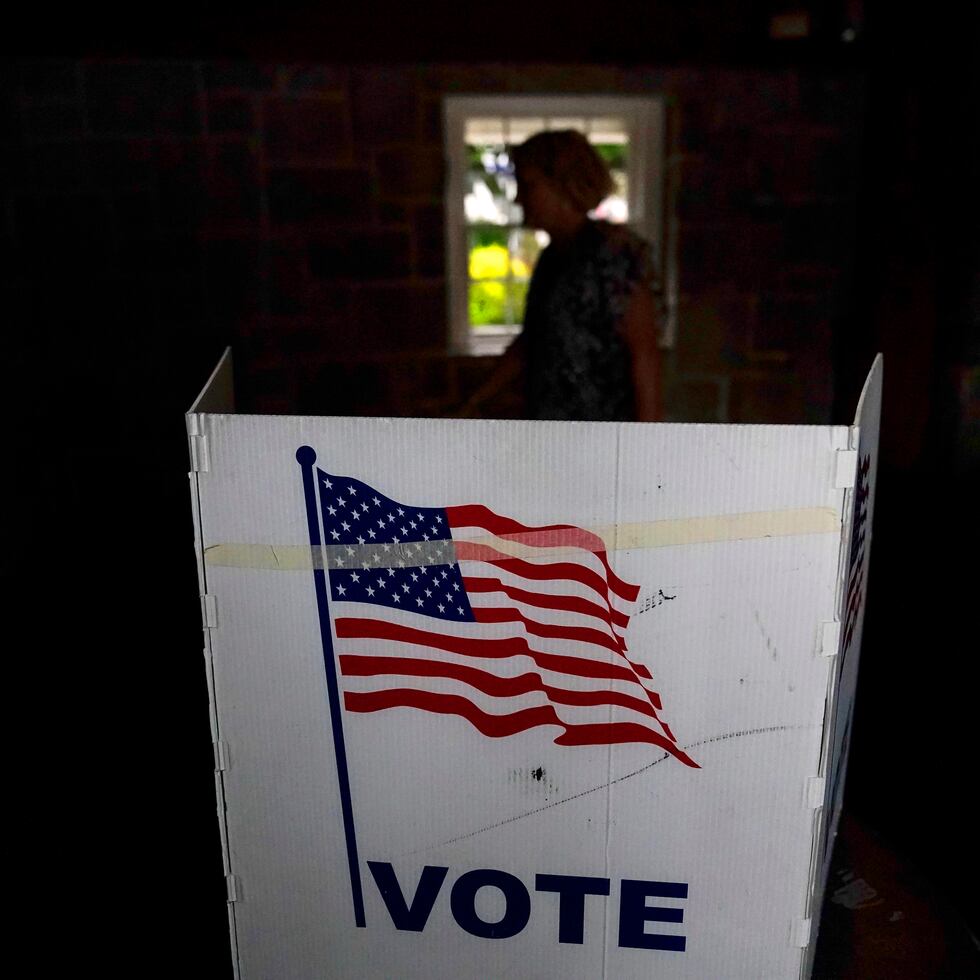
[469,280,508,326]
[509,279,530,323]
[465,118,506,144]
[591,142,629,171]
[465,175,515,225]
[469,226,509,251]
[465,142,517,224]
[468,235,511,279]
[588,117,629,142]
[467,143,512,175]
[546,117,586,132]
[468,224,534,328]
[508,227,543,278]
[506,117,546,143]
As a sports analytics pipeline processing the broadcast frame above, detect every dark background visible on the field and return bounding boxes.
[6,1,977,974]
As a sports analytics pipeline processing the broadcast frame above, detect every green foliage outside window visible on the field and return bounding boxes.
[469,280,530,328]
[468,243,530,327]
[592,143,627,169]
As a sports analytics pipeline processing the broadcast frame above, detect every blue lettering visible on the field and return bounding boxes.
[366,861,688,952]
[367,862,448,932]
[535,873,610,944]
[450,869,531,939]
[618,879,688,951]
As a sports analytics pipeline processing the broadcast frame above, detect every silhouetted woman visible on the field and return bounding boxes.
[464,129,663,421]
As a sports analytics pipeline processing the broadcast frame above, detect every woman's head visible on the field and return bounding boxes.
[512,130,615,227]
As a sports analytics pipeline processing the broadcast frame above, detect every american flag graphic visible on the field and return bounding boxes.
[315,467,697,768]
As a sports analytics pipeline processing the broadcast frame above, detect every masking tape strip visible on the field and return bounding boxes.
[203,506,840,570]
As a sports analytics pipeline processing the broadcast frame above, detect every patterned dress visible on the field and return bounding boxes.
[521,220,662,421]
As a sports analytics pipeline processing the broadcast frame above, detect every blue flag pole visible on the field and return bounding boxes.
[296,445,366,928]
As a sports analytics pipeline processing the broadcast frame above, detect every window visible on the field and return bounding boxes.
[444,95,674,356]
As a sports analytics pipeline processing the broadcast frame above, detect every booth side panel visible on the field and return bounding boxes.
[803,356,883,979]
[188,415,242,980]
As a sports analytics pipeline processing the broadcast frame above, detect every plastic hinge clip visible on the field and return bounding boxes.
[189,434,210,473]
[820,621,841,657]
[792,917,811,948]
[834,450,858,489]
[202,594,218,629]
[226,874,239,903]
[807,776,826,809]
[213,741,228,772]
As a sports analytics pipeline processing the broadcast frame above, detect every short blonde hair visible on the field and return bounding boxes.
[512,130,615,214]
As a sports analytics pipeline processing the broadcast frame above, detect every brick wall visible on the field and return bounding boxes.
[6,58,864,422]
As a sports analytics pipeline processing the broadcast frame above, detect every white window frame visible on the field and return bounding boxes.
[444,94,676,356]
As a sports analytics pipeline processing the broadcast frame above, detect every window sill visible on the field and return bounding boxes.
[454,326,520,357]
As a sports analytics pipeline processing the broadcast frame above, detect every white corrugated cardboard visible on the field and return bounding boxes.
[187,350,882,979]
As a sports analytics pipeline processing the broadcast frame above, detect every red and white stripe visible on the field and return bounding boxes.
[334,503,697,767]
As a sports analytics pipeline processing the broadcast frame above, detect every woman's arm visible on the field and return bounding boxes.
[620,283,663,422]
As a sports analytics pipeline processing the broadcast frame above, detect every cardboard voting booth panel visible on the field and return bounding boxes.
[187,352,881,979]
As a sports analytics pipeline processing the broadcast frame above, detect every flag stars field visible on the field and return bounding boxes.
[320,472,477,625]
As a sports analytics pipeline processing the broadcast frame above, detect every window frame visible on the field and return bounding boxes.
[443,94,675,356]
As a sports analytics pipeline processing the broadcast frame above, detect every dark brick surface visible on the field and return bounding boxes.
[764,129,847,201]
[726,221,785,282]
[13,193,116,276]
[113,190,160,239]
[678,225,736,289]
[86,62,202,136]
[89,139,156,189]
[265,97,348,162]
[798,74,864,128]
[204,62,278,92]
[207,94,254,134]
[354,282,446,350]
[156,140,210,230]
[212,140,260,181]
[350,67,416,144]
[275,320,329,357]
[5,56,860,426]
[17,60,77,98]
[16,101,85,140]
[267,241,310,315]
[677,99,708,152]
[278,65,348,94]
[416,64,514,95]
[299,359,389,415]
[421,98,442,143]
[306,281,352,324]
[412,203,445,277]
[754,290,831,351]
[208,141,262,223]
[674,376,725,421]
[706,71,799,130]
[376,148,444,199]
[505,65,620,93]
[268,168,373,225]
[203,239,262,315]
[617,66,670,92]
[308,230,411,280]
[378,201,408,224]
[9,141,94,191]
[730,371,805,423]
[783,203,849,263]
[150,238,207,317]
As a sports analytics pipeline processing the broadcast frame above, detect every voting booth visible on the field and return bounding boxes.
[187,351,881,979]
